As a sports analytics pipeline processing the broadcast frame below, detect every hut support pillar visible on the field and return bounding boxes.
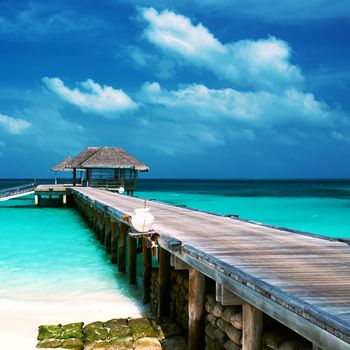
[128,235,137,285]
[35,194,40,206]
[62,194,67,206]
[118,223,127,273]
[188,268,206,350]
[142,238,152,304]
[110,221,119,264]
[243,303,263,350]
[158,247,171,319]
[73,168,77,186]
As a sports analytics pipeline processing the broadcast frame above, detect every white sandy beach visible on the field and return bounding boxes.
[0,291,146,349]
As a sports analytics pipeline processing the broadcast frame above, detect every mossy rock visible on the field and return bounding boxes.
[129,318,158,340]
[108,336,134,349]
[85,326,109,342]
[134,337,162,350]
[61,322,84,339]
[37,325,62,340]
[104,318,131,339]
[104,318,127,329]
[36,338,62,348]
[84,321,104,331]
[83,340,111,350]
[61,337,84,349]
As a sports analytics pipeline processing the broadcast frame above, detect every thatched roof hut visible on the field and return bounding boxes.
[69,147,149,171]
[59,147,149,194]
[51,155,73,172]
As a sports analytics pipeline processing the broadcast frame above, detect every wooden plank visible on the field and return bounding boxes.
[243,303,263,350]
[142,238,152,304]
[110,221,119,264]
[128,235,137,285]
[188,268,205,350]
[158,247,171,318]
[118,223,127,273]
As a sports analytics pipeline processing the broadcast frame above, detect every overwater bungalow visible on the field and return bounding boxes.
[52,147,149,194]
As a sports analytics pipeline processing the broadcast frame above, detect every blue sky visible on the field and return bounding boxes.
[0,0,349,178]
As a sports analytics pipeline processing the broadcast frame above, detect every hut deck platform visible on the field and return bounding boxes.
[72,187,350,349]
[35,184,78,195]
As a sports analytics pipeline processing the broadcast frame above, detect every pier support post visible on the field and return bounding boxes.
[99,212,106,245]
[62,194,67,206]
[104,216,111,254]
[188,268,206,350]
[243,303,263,350]
[118,223,127,273]
[142,238,152,304]
[35,194,40,206]
[128,235,137,285]
[110,221,119,264]
[158,247,171,319]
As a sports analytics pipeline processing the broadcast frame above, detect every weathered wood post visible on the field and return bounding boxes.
[158,247,171,318]
[188,268,206,350]
[128,235,137,285]
[142,238,152,304]
[99,212,106,245]
[243,303,263,350]
[110,221,119,264]
[118,223,127,273]
[104,215,111,253]
[35,194,40,206]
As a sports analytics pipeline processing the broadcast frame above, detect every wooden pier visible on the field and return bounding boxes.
[36,186,350,349]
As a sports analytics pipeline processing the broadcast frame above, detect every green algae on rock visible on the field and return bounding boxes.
[36,318,187,349]
[61,338,84,349]
[61,323,84,340]
[37,325,62,340]
[36,339,62,348]
[128,318,159,340]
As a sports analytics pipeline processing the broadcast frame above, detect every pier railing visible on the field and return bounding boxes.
[0,182,36,199]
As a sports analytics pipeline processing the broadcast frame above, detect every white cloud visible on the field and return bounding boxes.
[140,8,303,91]
[140,82,330,125]
[0,113,31,135]
[0,2,102,35]
[42,77,137,118]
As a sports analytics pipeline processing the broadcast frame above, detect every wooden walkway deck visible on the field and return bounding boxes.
[72,187,350,349]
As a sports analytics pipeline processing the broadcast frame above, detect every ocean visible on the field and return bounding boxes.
[135,179,350,239]
[1,178,350,239]
[0,178,349,348]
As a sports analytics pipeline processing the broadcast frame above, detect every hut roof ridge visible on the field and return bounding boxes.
[61,146,149,171]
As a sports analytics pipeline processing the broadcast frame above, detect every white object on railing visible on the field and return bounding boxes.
[131,207,154,232]
[118,186,125,194]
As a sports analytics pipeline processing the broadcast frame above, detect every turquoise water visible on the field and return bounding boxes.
[136,180,350,239]
[1,179,349,301]
[0,195,139,301]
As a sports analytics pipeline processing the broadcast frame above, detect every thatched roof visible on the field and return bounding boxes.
[68,147,149,171]
[51,155,73,172]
